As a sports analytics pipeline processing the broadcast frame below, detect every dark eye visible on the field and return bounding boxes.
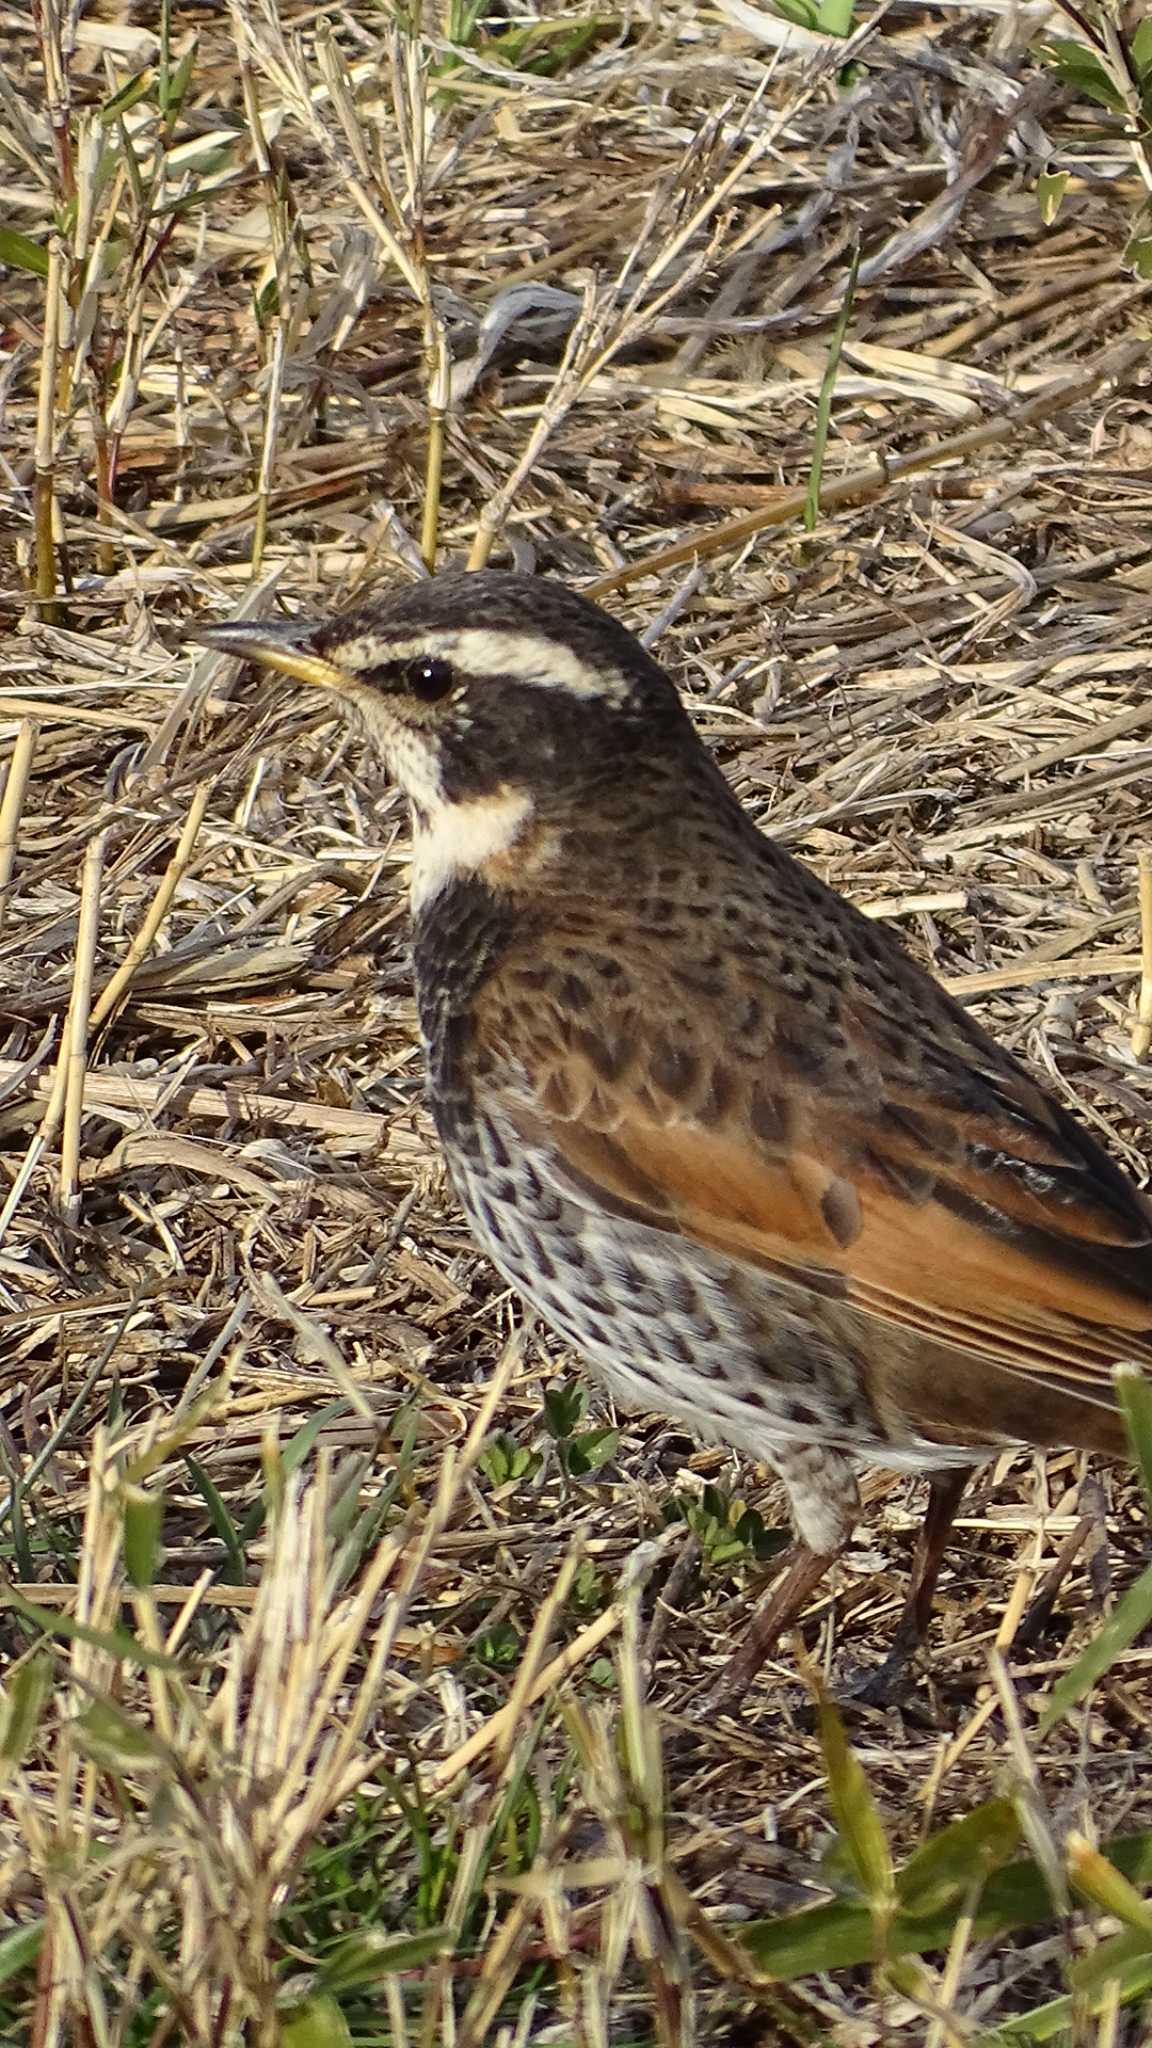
[402,655,455,702]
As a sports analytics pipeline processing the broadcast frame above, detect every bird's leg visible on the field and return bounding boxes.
[844,1466,970,1705]
[1013,1470,1111,1652]
[702,1541,838,1710]
[701,1444,859,1708]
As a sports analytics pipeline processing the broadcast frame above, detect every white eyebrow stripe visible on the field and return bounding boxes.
[334,627,631,703]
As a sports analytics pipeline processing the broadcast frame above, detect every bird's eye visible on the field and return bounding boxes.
[402,655,456,703]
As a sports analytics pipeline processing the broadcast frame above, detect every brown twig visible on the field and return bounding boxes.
[1133,849,1152,1062]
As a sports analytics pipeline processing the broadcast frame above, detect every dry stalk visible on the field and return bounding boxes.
[239,2,452,566]
[32,0,77,201]
[588,338,1146,595]
[33,236,64,618]
[57,830,105,1223]
[238,50,295,575]
[252,323,287,575]
[0,786,210,1240]
[87,783,214,1036]
[0,1059,406,1150]
[493,1536,584,1772]
[427,1598,625,1795]
[467,94,813,570]
[1133,847,1152,1061]
[0,719,39,933]
[388,25,447,567]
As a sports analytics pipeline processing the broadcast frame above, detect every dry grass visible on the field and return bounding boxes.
[2,0,1152,2041]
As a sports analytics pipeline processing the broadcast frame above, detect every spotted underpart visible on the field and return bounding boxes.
[446,1104,880,1552]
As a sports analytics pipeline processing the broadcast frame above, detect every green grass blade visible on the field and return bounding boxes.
[1115,1362,1152,1514]
[2,1590,179,1671]
[803,241,860,532]
[813,1680,893,1909]
[1038,1559,1152,1734]
[0,1652,53,1769]
[976,1931,1152,2041]
[894,1798,1021,1918]
[739,1831,1152,1979]
[184,1454,247,1584]
[0,1923,43,1987]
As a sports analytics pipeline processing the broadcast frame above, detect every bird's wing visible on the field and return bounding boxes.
[473,965,1152,1415]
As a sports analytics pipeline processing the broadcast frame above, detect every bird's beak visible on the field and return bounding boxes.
[191,617,355,697]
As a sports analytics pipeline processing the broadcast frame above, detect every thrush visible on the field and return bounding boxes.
[196,572,1152,1702]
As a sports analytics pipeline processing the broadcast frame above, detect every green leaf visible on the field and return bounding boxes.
[804,241,860,532]
[1124,230,1152,280]
[1035,168,1069,226]
[478,1433,540,1487]
[1132,16,1152,78]
[814,1682,893,1910]
[1038,1558,1152,1732]
[895,1799,1021,1919]
[565,1426,618,1478]
[1116,1365,1152,1512]
[769,0,820,23]
[75,1697,172,1770]
[0,1921,43,1988]
[184,1454,246,1584]
[544,1381,587,1441]
[6,1465,34,1582]
[123,1486,163,1591]
[317,1926,450,1992]
[279,1995,352,2048]
[0,227,49,277]
[160,36,199,119]
[1071,1921,1152,1990]
[979,1932,1152,2040]
[447,0,489,42]
[234,1400,350,1551]
[477,1621,522,1668]
[0,1654,53,1766]
[1041,39,1126,112]
[100,70,155,122]
[739,1831,1152,1980]
[814,0,856,33]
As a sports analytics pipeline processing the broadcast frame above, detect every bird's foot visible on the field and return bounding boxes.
[698,1543,837,1716]
[835,1631,925,1709]
[1013,1475,1112,1653]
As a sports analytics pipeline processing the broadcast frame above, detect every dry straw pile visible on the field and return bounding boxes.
[2,0,1152,2041]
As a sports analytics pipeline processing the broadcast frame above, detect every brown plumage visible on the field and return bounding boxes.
[195,571,1152,1698]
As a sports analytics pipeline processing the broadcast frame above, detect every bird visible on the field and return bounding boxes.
[195,571,1152,1703]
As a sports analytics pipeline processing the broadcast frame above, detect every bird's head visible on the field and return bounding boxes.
[193,570,698,909]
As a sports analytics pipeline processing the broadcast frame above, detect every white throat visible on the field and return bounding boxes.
[409,788,535,914]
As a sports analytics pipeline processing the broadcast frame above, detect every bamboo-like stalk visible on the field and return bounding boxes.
[58,831,106,1223]
[251,321,286,574]
[0,787,211,1242]
[87,783,213,1035]
[0,719,38,934]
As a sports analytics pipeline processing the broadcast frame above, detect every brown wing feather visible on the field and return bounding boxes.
[477,990,1152,1424]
